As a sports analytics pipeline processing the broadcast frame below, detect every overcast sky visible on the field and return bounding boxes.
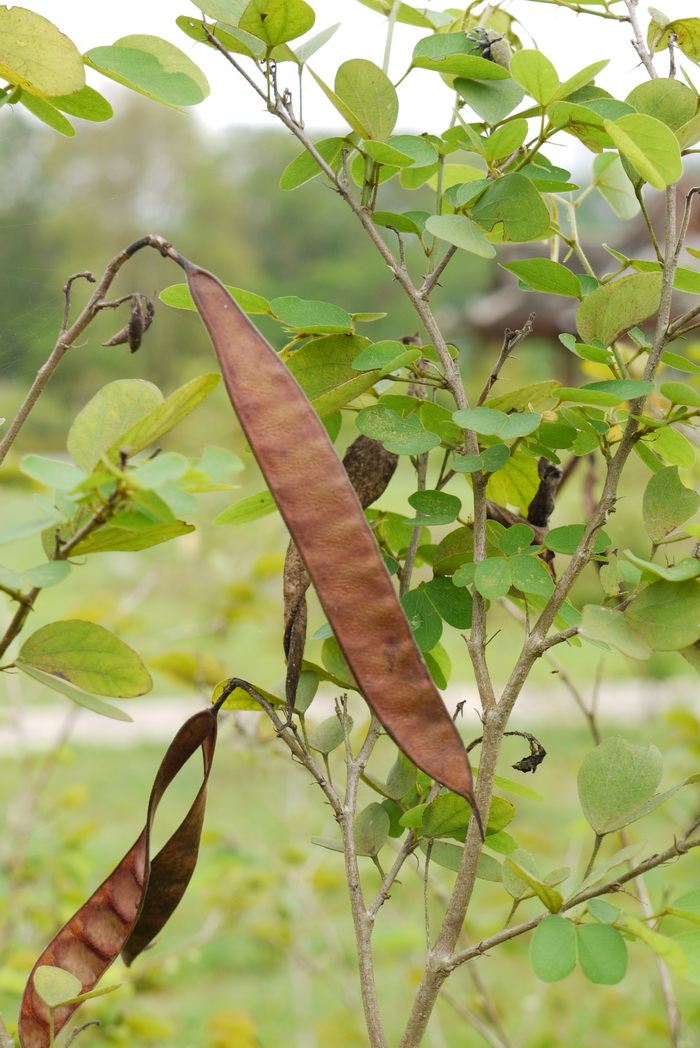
[17,1,700,133]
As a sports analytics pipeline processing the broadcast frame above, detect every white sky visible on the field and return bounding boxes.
[12,1,700,132]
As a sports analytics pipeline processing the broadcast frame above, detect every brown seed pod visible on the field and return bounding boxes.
[182,262,482,835]
[19,710,217,1048]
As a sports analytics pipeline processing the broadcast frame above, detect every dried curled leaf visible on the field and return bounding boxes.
[19,709,218,1048]
[102,294,154,352]
[181,262,482,835]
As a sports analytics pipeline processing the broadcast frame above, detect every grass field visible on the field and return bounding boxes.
[2,701,700,1048]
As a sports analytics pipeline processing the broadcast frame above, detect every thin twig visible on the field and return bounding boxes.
[476,315,536,406]
[448,827,700,969]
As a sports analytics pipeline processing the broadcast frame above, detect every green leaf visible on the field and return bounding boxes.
[16,663,133,722]
[19,94,75,135]
[331,58,398,140]
[474,557,511,599]
[279,136,344,189]
[499,524,536,556]
[486,381,561,413]
[626,579,700,651]
[405,490,461,527]
[582,379,654,400]
[576,924,628,984]
[160,282,270,314]
[308,713,352,754]
[544,524,609,555]
[604,113,682,189]
[386,750,417,801]
[20,455,86,491]
[502,848,540,900]
[625,550,700,582]
[506,858,564,912]
[105,374,221,462]
[411,35,509,80]
[470,174,551,243]
[577,736,663,835]
[17,620,152,698]
[85,36,209,107]
[643,466,700,543]
[424,215,496,258]
[455,77,524,124]
[271,296,352,333]
[673,931,700,983]
[453,407,505,435]
[71,518,194,555]
[67,379,163,471]
[626,77,697,132]
[555,58,609,101]
[509,49,560,105]
[649,17,700,62]
[530,915,577,982]
[239,0,315,45]
[213,490,276,525]
[0,7,85,96]
[577,841,645,892]
[580,605,652,660]
[556,387,619,407]
[352,340,420,373]
[593,153,640,219]
[33,965,83,1008]
[354,802,390,856]
[623,914,687,975]
[483,118,528,162]
[287,334,380,415]
[356,405,440,455]
[660,381,700,407]
[422,577,472,629]
[500,258,582,298]
[576,273,663,346]
[509,554,555,598]
[23,561,71,589]
[486,448,539,514]
[49,84,113,122]
[401,588,443,651]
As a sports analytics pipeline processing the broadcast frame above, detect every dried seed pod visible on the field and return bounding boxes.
[102,294,154,352]
[19,710,217,1048]
[182,262,482,835]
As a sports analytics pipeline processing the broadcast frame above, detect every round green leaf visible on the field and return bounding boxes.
[643,466,700,543]
[580,604,652,660]
[239,0,315,45]
[406,490,462,527]
[470,173,551,243]
[19,94,75,135]
[354,802,390,856]
[660,381,700,407]
[334,59,398,141]
[452,406,505,435]
[422,576,472,629]
[530,915,577,982]
[474,557,511,599]
[271,296,351,332]
[33,965,83,1008]
[0,7,85,96]
[626,78,697,132]
[577,736,663,835]
[544,524,610,555]
[625,579,700,651]
[509,49,560,105]
[16,663,133,722]
[576,272,662,346]
[17,620,152,698]
[576,924,628,984]
[85,36,209,107]
[308,713,353,754]
[509,554,554,598]
[67,379,164,472]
